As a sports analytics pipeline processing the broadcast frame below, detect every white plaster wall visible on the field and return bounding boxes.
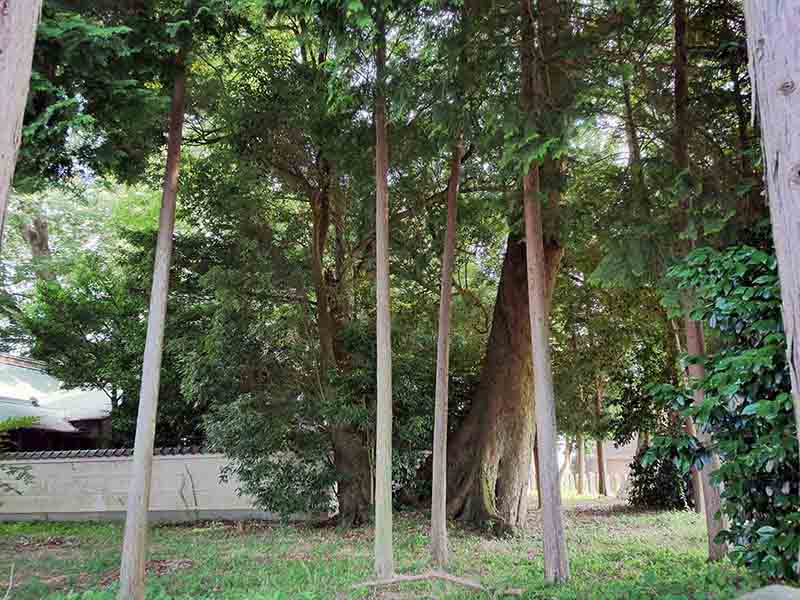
[0,453,281,522]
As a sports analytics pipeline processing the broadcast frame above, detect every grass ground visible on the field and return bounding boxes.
[0,498,765,599]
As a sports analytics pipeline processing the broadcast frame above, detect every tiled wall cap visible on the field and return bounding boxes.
[0,447,208,461]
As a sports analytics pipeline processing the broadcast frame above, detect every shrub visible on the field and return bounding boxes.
[651,245,799,580]
[203,321,474,518]
[628,446,691,510]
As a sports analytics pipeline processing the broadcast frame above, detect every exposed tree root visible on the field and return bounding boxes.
[350,570,523,598]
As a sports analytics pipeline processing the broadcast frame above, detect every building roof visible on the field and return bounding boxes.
[0,396,79,433]
[0,355,111,432]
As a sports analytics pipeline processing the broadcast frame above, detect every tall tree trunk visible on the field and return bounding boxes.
[118,37,191,600]
[743,2,800,574]
[673,0,726,561]
[520,0,569,581]
[310,189,335,373]
[523,160,570,583]
[576,433,585,495]
[682,417,705,514]
[430,136,464,567]
[670,318,705,514]
[684,320,726,559]
[595,441,606,496]
[594,383,607,497]
[0,0,43,252]
[673,0,690,174]
[444,236,560,531]
[372,10,393,579]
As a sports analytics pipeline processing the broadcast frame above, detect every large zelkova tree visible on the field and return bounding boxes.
[439,0,567,533]
[149,0,487,533]
[743,0,800,485]
[438,0,624,535]
[194,0,400,529]
[0,0,43,251]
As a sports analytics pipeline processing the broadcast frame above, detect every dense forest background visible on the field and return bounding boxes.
[1,0,797,581]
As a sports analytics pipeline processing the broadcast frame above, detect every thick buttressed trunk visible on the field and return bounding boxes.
[444,236,560,531]
[332,428,372,527]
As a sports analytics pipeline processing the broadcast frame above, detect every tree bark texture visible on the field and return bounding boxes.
[430,137,464,567]
[520,0,569,581]
[118,44,190,600]
[439,0,567,542]
[523,165,570,582]
[673,0,690,178]
[670,318,705,514]
[684,319,727,561]
[0,0,43,252]
[743,0,800,504]
[372,12,393,579]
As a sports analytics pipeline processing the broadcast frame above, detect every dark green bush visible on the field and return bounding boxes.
[628,446,690,510]
[651,245,800,581]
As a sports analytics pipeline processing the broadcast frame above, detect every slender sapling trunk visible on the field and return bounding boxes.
[118,38,191,600]
[430,136,464,567]
[373,10,393,579]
